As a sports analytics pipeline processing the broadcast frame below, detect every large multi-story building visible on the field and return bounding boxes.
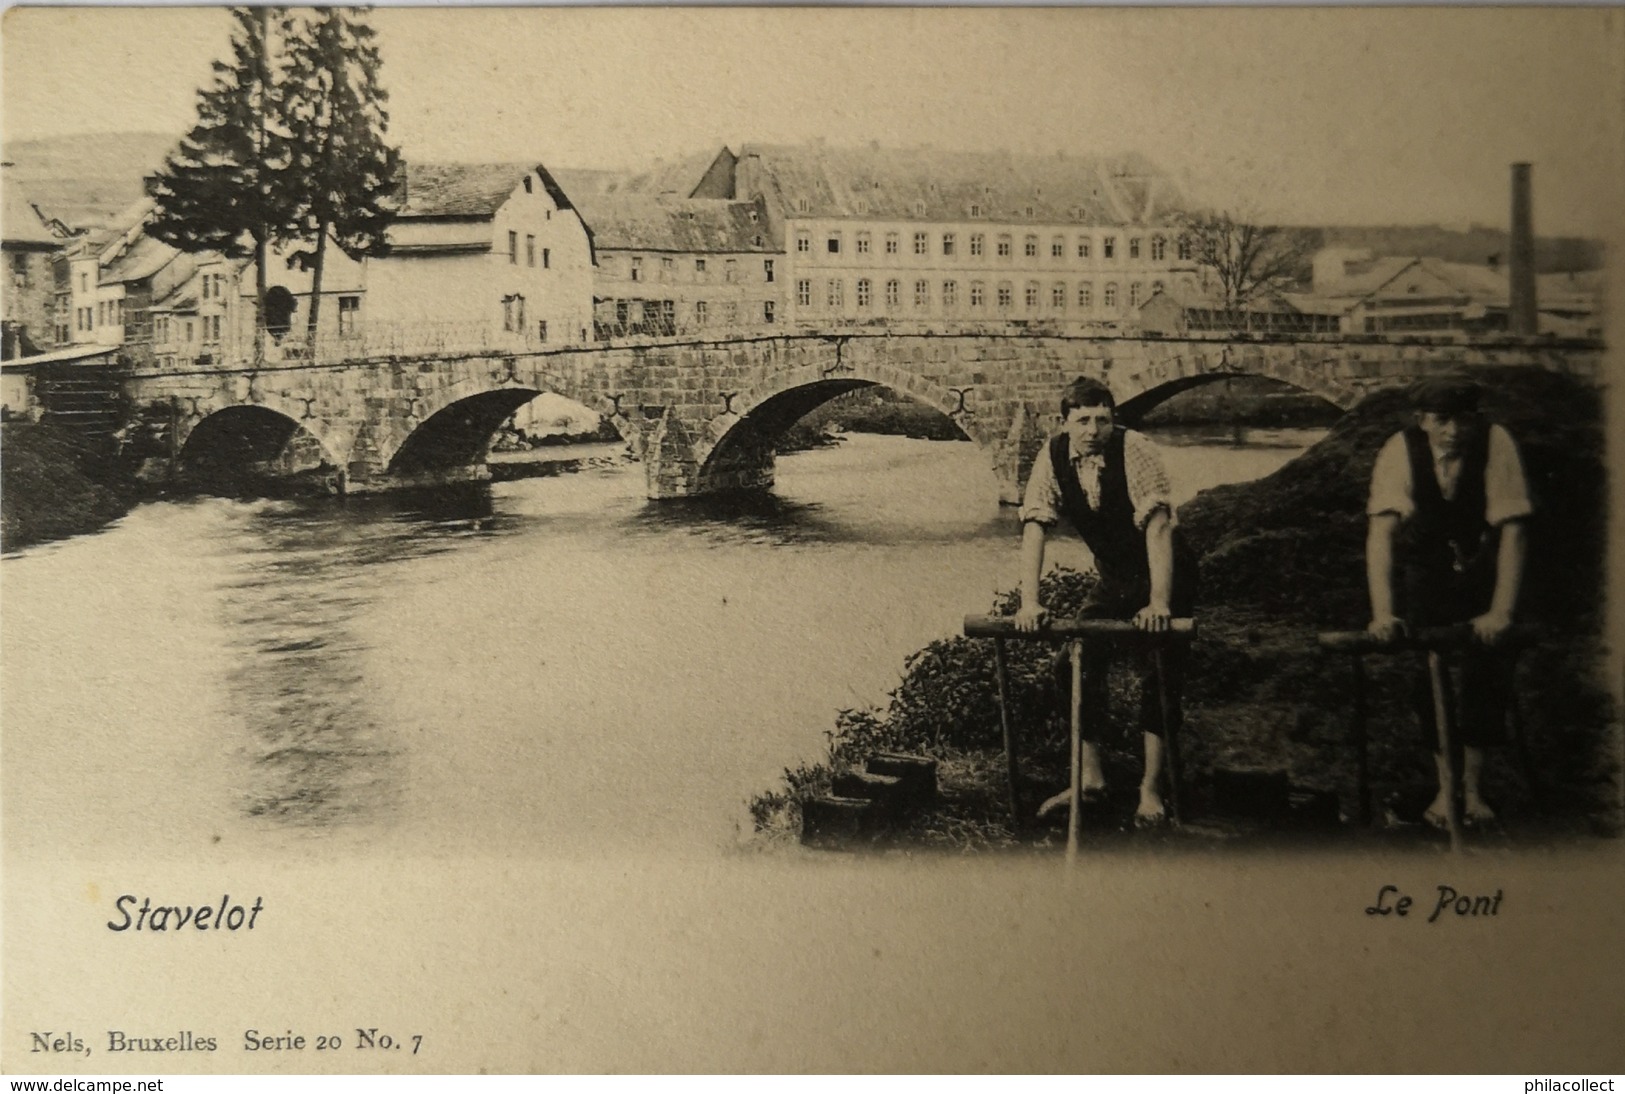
[563,191,780,337]
[685,143,1204,331]
[2,175,68,358]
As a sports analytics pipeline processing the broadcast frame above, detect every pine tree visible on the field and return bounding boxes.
[282,7,402,341]
[148,7,299,357]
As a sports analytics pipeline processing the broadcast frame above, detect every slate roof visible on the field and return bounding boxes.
[2,179,61,247]
[732,143,1185,226]
[572,194,772,253]
[397,162,533,219]
[99,232,179,285]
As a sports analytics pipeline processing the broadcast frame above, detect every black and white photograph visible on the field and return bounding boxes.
[2,5,1622,1076]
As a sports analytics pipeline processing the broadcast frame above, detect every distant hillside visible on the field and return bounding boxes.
[2,132,176,230]
[1303,224,1602,275]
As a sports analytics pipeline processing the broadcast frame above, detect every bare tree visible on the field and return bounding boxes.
[1177,210,1314,309]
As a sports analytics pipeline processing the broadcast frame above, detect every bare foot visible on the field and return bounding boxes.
[1422,790,1452,831]
[1134,785,1166,826]
[1463,792,1497,826]
[1037,781,1106,819]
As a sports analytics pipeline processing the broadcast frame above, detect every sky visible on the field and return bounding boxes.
[3,6,1622,236]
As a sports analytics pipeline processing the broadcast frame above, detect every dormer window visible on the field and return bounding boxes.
[1024,205,1035,218]
[913,200,925,216]
[969,203,983,218]
[797,197,810,214]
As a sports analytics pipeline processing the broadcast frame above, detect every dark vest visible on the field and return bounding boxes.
[1049,427,1147,587]
[1398,423,1494,576]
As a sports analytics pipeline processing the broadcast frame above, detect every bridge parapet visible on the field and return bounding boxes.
[123,329,1605,501]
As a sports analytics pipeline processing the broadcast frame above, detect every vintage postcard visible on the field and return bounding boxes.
[2,5,1622,1075]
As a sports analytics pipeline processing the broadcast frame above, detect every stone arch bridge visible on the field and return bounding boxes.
[125,331,1602,503]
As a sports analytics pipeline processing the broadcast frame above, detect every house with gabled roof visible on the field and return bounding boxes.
[364,162,595,349]
[2,173,70,358]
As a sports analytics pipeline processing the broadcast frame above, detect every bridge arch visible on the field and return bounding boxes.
[1112,348,1359,421]
[177,405,343,483]
[376,370,631,477]
[689,357,991,496]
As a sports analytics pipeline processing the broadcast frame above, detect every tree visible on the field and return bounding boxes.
[1177,210,1314,310]
[148,7,300,358]
[282,7,402,341]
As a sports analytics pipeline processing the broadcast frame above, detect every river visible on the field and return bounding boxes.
[1,426,1324,862]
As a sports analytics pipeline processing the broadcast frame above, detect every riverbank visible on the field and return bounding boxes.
[748,366,1618,851]
[0,422,141,553]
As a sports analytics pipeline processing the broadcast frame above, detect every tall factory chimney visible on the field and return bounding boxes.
[1509,162,1538,336]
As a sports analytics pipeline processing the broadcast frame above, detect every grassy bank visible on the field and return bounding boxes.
[749,366,1618,849]
[1,422,141,553]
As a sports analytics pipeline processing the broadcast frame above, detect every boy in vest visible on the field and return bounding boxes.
[1366,377,1531,829]
[1014,377,1196,826]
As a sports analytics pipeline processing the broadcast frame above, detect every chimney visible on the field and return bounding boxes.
[1509,163,1537,335]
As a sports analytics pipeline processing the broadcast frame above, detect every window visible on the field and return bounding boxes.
[201,276,211,301]
[503,293,526,331]
[508,231,518,264]
[79,273,88,293]
[185,320,194,342]
[537,320,548,341]
[913,200,926,216]
[1104,282,1117,308]
[969,203,983,218]
[885,233,899,255]
[942,233,956,256]
[1077,237,1091,259]
[970,281,985,308]
[797,197,810,213]
[523,176,533,193]
[661,256,675,277]
[724,301,738,324]
[763,259,774,283]
[1025,281,1039,309]
[1078,282,1093,308]
[763,301,775,324]
[913,232,928,256]
[914,279,929,308]
[725,259,738,283]
[630,257,642,282]
[857,278,872,308]
[1052,236,1065,259]
[1152,237,1166,262]
[1129,282,1142,308]
[1024,235,1038,258]
[970,233,985,257]
[797,232,811,254]
[997,235,1012,258]
[885,279,901,309]
[1103,237,1116,259]
[695,300,709,325]
[338,295,360,335]
[1023,205,1035,217]
[696,258,708,274]
[997,282,1013,310]
[942,280,957,308]
[1177,237,1192,261]
[827,234,842,255]
[856,232,871,255]
[526,235,536,266]
[542,248,550,269]
[827,279,844,308]
[1129,238,1141,260]
[1052,282,1066,309]
[796,279,812,307]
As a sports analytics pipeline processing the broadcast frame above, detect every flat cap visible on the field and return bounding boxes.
[1411,376,1482,416]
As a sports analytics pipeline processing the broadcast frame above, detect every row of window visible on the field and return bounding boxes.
[621,256,775,284]
[198,272,230,300]
[792,197,1085,221]
[796,231,1187,263]
[792,278,1165,312]
[506,232,553,269]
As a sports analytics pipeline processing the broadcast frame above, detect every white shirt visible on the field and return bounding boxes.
[1366,423,1533,527]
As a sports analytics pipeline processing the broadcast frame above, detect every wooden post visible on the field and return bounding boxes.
[1153,648,1182,824]
[1350,654,1371,827]
[1427,651,1464,853]
[1067,639,1083,864]
[992,639,1019,831]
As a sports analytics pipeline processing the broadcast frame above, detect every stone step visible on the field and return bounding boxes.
[800,795,873,847]
[865,752,938,807]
